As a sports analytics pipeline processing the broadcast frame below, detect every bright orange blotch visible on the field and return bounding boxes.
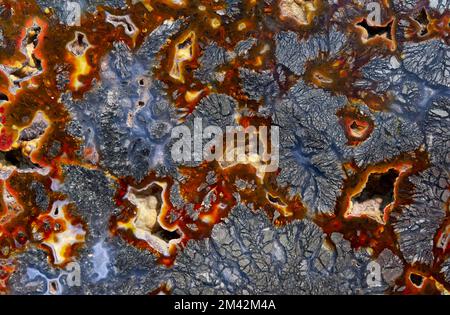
[66,32,93,91]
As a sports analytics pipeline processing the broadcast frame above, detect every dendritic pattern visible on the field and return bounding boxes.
[0,0,449,295]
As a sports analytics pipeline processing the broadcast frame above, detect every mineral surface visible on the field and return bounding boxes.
[0,0,449,295]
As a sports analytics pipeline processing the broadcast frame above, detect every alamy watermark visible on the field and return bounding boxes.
[367,2,381,25]
[65,261,81,287]
[366,261,382,287]
[66,1,81,27]
[171,118,280,173]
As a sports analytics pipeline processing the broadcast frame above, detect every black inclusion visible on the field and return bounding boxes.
[410,273,423,287]
[414,8,429,26]
[155,228,180,242]
[267,194,286,207]
[0,93,8,102]
[357,18,393,40]
[414,8,430,37]
[354,169,399,211]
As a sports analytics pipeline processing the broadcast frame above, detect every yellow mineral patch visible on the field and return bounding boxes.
[210,18,221,29]
[132,0,154,12]
[184,89,203,103]
[70,54,91,90]
[66,32,92,91]
[169,31,196,83]
[237,22,247,31]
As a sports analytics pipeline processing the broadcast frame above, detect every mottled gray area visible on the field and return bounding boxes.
[353,111,422,167]
[192,93,238,129]
[194,43,232,84]
[31,181,50,212]
[403,39,450,88]
[8,238,163,295]
[376,249,404,287]
[239,68,279,102]
[275,26,348,76]
[63,20,182,180]
[273,80,347,215]
[164,205,381,294]
[442,258,450,283]
[391,166,449,266]
[60,165,118,242]
[424,96,450,167]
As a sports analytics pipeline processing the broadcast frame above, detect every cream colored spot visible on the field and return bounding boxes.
[347,198,385,224]
[118,182,181,256]
[279,0,318,26]
[42,201,86,265]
